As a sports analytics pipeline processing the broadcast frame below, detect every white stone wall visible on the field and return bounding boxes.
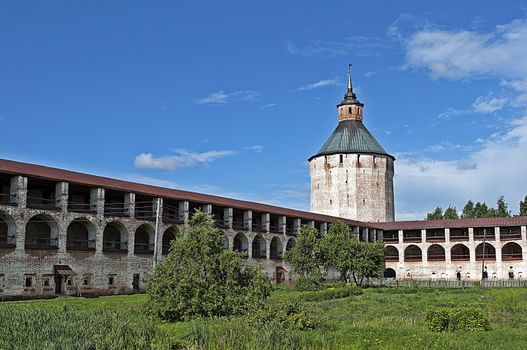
[310,153,394,222]
[384,226,527,280]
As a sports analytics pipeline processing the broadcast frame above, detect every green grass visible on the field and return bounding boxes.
[3,287,527,349]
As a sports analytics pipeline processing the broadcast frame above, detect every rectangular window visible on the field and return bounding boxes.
[82,274,92,286]
[66,277,73,286]
[24,275,34,288]
[108,274,116,286]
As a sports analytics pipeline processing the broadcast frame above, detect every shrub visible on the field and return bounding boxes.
[248,300,320,331]
[295,275,324,291]
[146,211,271,321]
[425,306,490,332]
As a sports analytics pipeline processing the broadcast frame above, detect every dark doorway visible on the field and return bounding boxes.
[54,276,63,294]
[384,268,396,279]
[456,272,461,281]
[132,274,140,292]
[509,271,515,279]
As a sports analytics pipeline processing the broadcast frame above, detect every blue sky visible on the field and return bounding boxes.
[2,1,527,220]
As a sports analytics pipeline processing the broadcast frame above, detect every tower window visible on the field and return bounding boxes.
[349,107,351,113]
[339,155,343,164]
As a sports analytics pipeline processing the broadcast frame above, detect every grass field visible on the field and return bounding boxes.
[2,286,527,349]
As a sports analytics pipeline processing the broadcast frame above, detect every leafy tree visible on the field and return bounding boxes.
[474,202,492,218]
[495,196,511,217]
[145,210,271,321]
[318,221,355,281]
[426,207,443,220]
[520,195,527,216]
[443,206,459,220]
[348,241,385,287]
[461,200,475,218]
[284,225,322,283]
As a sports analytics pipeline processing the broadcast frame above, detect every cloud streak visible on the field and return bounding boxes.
[194,90,260,105]
[287,36,390,58]
[134,149,236,170]
[294,78,341,91]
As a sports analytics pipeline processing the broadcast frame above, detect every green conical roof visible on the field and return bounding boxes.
[309,120,393,160]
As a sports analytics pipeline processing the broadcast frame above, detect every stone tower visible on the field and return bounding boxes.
[309,65,395,222]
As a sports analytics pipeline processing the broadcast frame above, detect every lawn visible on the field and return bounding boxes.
[2,287,527,349]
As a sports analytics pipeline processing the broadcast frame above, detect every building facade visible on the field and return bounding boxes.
[309,66,395,222]
[0,159,379,299]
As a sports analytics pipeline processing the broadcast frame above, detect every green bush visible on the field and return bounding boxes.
[425,306,490,332]
[146,211,271,321]
[248,300,320,331]
[295,275,323,291]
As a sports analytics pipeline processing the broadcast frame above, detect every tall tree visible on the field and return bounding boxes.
[284,225,321,280]
[426,207,443,220]
[520,195,527,216]
[461,200,475,218]
[319,221,355,281]
[495,195,511,217]
[348,241,385,287]
[443,206,459,220]
[474,202,492,218]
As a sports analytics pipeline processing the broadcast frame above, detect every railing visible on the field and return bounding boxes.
[269,225,283,234]
[502,253,523,261]
[476,253,496,260]
[366,279,474,289]
[135,201,156,221]
[232,220,249,231]
[428,255,446,261]
[252,251,266,259]
[26,196,58,210]
[252,223,267,233]
[385,255,399,261]
[67,202,96,213]
[270,252,282,260]
[134,242,154,254]
[214,220,230,229]
[66,239,96,251]
[0,193,15,205]
[451,254,470,261]
[104,203,129,217]
[450,235,470,241]
[25,237,58,250]
[285,227,296,236]
[103,240,128,253]
[0,234,16,248]
[404,255,422,262]
[383,236,398,243]
[402,235,421,243]
[500,233,522,240]
[481,279,527,288]
[426,235,445,242]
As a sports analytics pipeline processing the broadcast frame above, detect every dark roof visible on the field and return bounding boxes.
[309,120,393,160]
[373,216,527,231]
[0,158,372,228]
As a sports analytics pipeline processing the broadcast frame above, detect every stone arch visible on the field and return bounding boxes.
[270,237,283,260]
[404,245,422,262]
[134,223,154,254]
[25,214,58,250]
[502,242,522,260]
[233,232,248,254]
[384,245,399,261]
[476,242,496,260]
[162,226,178,255]
[285,238,296,251]
[384,268,396,279]
[251,235,266,259]
[222,234,229,249]
[103,221,128,253]
[66,218,96,251]
[451,244,470,261]
[427,244,445,261]
[0,210,16,247]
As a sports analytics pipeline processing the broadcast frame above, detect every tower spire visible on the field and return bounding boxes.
[347,63,353,93]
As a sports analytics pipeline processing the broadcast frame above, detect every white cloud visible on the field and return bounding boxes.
[260,103,276,109]
[403,18,527,83]
[294,78,340,91]
[249,145,263,153]
[194,90,260,105]
[395,116,527,220]
[472,96,508,113]
[134,149,235,170]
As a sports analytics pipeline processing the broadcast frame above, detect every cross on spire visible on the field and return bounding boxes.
[348,63,353,93]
